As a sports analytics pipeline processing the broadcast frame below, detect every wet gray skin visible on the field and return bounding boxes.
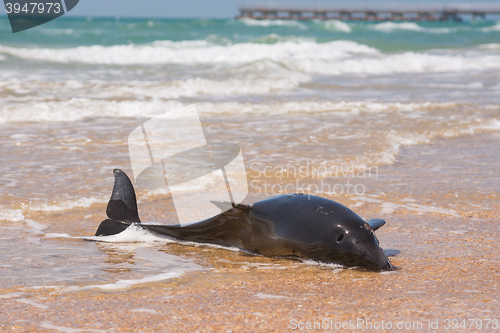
[249,194,392,271]
[96,170,393,271]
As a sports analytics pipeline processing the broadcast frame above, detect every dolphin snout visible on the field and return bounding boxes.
[369,258,392,271]
[381,259,393,271]
[364,250,393,271]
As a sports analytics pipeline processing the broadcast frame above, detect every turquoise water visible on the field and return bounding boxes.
[0,17,499,51]
[1,17,500,106]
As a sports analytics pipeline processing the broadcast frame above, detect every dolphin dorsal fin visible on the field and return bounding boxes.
[210,201,253,213]
[366,218,386,231]
[106,169,141,223]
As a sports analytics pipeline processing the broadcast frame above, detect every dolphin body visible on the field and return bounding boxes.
[95,169,392,271]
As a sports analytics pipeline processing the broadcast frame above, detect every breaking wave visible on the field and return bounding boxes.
[0,99,463,123]
[372,22,456,34]
[240,18,308,30]
[2,39,499,77]
[316,20,352,33]
[0,39,378,65]
[481,22,500,32]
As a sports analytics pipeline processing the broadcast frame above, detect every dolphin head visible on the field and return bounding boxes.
[329,219,392,271]
[250,194,393,271]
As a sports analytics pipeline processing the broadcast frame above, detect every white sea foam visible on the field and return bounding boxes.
[478,43,500,50]
[0,208,25,221]
[240,18,307,30]
[301,259,343,269]
[52,243,203,291]
[3,56,311,100]
[349,196,383,204]
[0,99,460,123]
[0,54,5,61]
[41,322,108,333]
[253,293,288,299]
[198,100,458,116]
[45,233,73,238]
[318,20,352,33]
[0,40,378,65]
[481,119,500,130]
[287,52,500,75]
[112,62,311,98]
[55,266,194,292]
[255,266,289,270]
[481,23,500,32]
[86,224,243,255]
[1,76,306,101]
[85,224,173,243]
[40,28,75,35]
[96,271,184,290]
[25,220,48,233]
[2,40,496,76]
[17,298,49,309]
[1,99,497,174]
[350,196,459,217]
[0,197,108,222]
[2,99,498,174]
[250,33,315,44]
[381,202,459,216]
[417,82,484,89]
[0,98,184,123]
[26,196,107,213]
[372,22,455,34]
[0,292,25,299]
[373,22,423,32]
[375,121,497,166]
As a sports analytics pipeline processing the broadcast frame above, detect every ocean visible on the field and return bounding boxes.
[1,16,499,331]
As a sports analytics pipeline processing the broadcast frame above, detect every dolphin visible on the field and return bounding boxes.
[95,169,392,271]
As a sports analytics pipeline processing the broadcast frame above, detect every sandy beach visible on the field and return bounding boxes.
[1,132,499,332]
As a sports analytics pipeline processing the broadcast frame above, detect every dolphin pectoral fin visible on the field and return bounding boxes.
[383,249,400,257]
[210,200,233,212]
[366,218,386,231]
[210,201,252,213]
[105,169,141,223]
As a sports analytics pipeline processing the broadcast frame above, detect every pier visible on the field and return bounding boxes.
[237,2,500,21]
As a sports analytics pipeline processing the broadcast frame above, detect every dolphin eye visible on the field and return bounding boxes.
[337,234,344,243]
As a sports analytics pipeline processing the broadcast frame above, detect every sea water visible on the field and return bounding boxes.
[0,17,499,290]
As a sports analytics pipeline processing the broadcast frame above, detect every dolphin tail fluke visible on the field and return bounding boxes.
[95,219,130,236]
[95,169,141,236]
[366,218,386,231]
[106,169,141,223]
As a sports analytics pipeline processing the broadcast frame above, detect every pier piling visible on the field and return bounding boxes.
[237,2,500,21]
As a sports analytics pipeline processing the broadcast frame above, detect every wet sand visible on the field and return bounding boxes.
[1,132,499,332]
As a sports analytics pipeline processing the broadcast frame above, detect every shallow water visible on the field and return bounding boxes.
[0,17,499,331]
